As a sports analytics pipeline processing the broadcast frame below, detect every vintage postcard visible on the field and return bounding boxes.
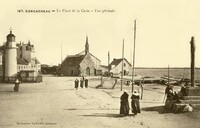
[0,0,200,128]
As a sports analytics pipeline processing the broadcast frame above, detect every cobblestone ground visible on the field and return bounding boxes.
[0,76,200,128]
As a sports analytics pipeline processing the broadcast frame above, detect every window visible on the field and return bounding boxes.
[26,46,29,50]
[124,63,126,67]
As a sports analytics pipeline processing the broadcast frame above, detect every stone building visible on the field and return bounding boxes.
[59,36,101,76]
[16,41,41,81]
[108,58,132,76]
[0,30,42,82]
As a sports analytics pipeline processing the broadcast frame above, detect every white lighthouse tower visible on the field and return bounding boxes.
[4,29,17,80]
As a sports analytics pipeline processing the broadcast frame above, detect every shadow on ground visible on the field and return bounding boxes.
[80,113,136,118]
[0,90,15,93]
[142,105,165,114]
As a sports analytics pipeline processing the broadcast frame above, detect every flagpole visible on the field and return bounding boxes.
[121,39,124,91]
[132,19,137,93]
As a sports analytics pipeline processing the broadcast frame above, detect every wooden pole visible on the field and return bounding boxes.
[121,39,124,91]
[108,51,110,66]
[132,19,137,93]
[168,65,170,85]
[182,68,185,80]
[190,37,195,87]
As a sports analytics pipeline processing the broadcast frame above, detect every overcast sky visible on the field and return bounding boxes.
[0,0,200,67]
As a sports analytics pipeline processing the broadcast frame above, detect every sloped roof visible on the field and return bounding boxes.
[17,57,40,65]
[32,57,40,64]
[109,58,132,67]
[88,52,101,61]
[63,49,100,65]
[62,54,85,66]
[17,58,29,65]
[101,65,108,69]
[69,50,101,61]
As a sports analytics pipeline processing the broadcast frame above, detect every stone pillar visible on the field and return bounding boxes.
[190,37,195,87]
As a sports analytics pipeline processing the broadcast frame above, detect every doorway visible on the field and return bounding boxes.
[86,67,90,76]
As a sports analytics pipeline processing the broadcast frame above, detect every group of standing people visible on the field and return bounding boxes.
[74,76,88,90]
[120,90,141,116]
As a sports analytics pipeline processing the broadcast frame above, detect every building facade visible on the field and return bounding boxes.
[16,41,41,80]
[0,30,42,82]
[108,58,132,76]
[59,36,101,76]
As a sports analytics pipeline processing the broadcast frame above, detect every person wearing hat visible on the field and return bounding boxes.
[14,79,20,92]
[119,90,130,116]
[179,82,189,97]
[74,78,79,90]
[80,79,84,88]
[85,78,88,88]
[165,84,174,99]
[165,89,175,111]
[131,90,141,115]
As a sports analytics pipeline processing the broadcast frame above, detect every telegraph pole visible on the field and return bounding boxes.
[108,51,110,66]
[121,39,124,91]
[132,19,137,93]
[190,37,195,87]
[168,65,170,85]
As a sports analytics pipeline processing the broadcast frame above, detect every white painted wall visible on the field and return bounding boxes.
[5,47,17,77]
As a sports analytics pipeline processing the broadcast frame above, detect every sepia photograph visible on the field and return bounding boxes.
[0,0,200,128]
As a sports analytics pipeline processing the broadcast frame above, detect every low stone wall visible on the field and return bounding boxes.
[187,87,200,96]
[0,76,43,83]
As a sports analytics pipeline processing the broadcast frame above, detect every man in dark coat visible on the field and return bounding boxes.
[131,90,141,115]
[75,79,79,90]
[120,90,129,116]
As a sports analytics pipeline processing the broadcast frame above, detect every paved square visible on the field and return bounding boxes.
[0,76,200,128]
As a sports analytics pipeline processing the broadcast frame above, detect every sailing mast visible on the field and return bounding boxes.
[121,39,124,91]
[108,51,110,66]
[132,20,137,93]
[168,65,170,85]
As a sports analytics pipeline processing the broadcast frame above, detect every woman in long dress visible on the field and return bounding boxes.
[131,90,141,115]
[74,79,79,90]
[120,90,130,116]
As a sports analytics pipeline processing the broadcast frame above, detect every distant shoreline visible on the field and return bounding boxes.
[135,67,200,69]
